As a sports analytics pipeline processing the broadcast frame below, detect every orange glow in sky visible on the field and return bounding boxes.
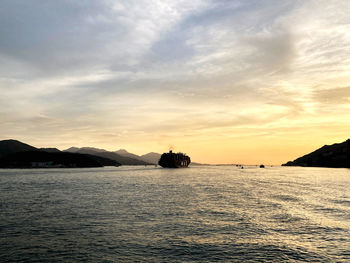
[1,1,350,164]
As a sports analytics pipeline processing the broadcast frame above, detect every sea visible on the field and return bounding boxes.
[1,165,350,262]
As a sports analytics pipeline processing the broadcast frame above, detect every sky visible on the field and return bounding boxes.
[0,0,350,164]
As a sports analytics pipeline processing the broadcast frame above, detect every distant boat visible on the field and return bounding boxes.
[158,150,191,168]
[260,164,265,168]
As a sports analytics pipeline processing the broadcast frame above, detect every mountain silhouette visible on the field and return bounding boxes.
[64,147,151,165]
[0,139,162,167]
[283,139,350,168]
[115,149,141,160]
[0,139,38,158]
[116,149,161,164]
[0,140,120,168]
[39,148,61,153]
[0,151,119,168]
[140,152,161,164]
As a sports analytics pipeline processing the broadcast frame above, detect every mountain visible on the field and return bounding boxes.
[78,153,120,167]
[0,151,119,168]
[282,139,350,168]
[0,139,38,158]
[115,149,142,160]
[65,147,151,165]
[64,147,80,153]
[64,146,108,153]
[0,140,158,167]
[80,147,107,153]
[116,149,162,164]
[39,148,61,153]
[140,152,161,164]
[0,140,120,168]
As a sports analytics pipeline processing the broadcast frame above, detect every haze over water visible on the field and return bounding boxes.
[1,166,350,262]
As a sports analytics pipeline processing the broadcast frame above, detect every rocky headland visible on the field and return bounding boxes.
[283,139,350,168]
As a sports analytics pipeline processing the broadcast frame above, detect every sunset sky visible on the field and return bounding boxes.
[1,0,349,164]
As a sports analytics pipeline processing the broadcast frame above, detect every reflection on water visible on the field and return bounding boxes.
[1,166,350,262]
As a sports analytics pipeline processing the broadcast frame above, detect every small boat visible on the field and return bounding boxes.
[158,150,191,168]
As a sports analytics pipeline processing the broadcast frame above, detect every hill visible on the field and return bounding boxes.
[39,148,61,153]
[0,140,120,168]
[0,139,38,158]
[140,152,161,164]
[65,147,151,165]
[282,139,350,168]
[113,149,191,166]
[63,147,80,153]
[0,139,161,167]
[0,151,120,168]
[116,149,162,164]
[115,149,141,160]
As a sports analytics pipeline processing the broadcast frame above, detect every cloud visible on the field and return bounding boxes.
[0,0,350,163]
[0,0,206,76]
[313,86,350,104]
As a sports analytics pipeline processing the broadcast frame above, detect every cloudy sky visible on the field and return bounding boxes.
[1,0,349,164]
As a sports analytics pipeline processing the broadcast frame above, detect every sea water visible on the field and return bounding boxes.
[1,166,350,262]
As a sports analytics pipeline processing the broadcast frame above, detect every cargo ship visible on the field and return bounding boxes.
[158,150,191,168]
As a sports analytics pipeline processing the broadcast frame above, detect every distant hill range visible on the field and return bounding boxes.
[0,151,118,168]
[140,152,162,164]
[115,149,142,161]
[39,148,61,153]
[63,147,156,165]
[115,149,161,164]
[0,140,120,168]
[283,139,350,168]
[0,139,172,168]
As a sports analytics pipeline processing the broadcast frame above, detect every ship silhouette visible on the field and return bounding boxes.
[158,150,191,168]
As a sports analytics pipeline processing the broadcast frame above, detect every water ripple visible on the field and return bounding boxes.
[1,166,350,262]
